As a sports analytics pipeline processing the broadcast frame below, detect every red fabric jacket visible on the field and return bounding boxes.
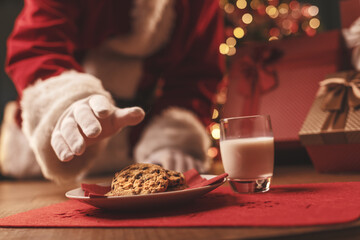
[6,0,225,136]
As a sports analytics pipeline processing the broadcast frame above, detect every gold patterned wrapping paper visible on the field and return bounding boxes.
[299,71,360,145]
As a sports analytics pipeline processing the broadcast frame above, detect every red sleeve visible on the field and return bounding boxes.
[150,0,225,127]
[5,0,83,97]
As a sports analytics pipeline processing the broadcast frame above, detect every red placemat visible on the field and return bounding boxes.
[0,182,359,227]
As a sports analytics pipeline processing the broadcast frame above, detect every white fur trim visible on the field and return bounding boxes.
[21,70,112,183]
[134,108,211,169]
[0,101,42,178]
[105,0,175,57]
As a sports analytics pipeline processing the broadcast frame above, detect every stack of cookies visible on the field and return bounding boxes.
[106,163,187,196]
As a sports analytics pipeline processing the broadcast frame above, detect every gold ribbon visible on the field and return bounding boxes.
[318,72,360,131]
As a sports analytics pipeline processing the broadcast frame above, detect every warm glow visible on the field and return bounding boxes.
[219,43,230,55]
[309,18,320,29]
[233,27,245,38]
[211,128,221,140]
[250,0,261,10]
[289,0,300,10]
[226,37,237,47]
[242,13,253,24]
[266,6,278,17]
[236,0,247,9]
[308,6,319,16]
[269,27,280,37]
[291,9,301,19]
[210,123,221,140]
[207,147,219,158]
[278,3,289,15]
[269,36,279,41]
[227,47,237,56]
[212,109,219,119]
[224,3,235,14]
[305,27,316,36]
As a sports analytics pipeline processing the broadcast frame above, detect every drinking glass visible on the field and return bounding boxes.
[219,115,274,193]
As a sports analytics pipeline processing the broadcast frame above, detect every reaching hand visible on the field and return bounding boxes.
[51,94,145,162]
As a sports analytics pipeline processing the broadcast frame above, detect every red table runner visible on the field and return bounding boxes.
[0,182,359,227]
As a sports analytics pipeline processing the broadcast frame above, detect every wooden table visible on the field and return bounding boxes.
[1,164,360,240]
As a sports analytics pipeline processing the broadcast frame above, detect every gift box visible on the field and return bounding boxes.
[299,71,360,173]
[222,30,348,163]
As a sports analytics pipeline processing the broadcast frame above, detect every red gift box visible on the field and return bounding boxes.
[222,30,348,163]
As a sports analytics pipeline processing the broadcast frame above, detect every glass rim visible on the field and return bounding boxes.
[220,114,270,123]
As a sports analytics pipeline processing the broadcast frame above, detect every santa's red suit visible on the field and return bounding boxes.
[0,0,225,183]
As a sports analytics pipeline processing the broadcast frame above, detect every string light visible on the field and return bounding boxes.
[233,27,245,38]
[242,13,253,24]
[308,6,319,17]
[236,0,247,9]
[226,37,237,47]
[209,123,221,140]
[309,18,320,29]
[219,43,229,55]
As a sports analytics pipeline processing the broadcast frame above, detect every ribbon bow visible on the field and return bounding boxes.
[230,45,282,115]
[319,76,360,111]
[236,46,282,96]
[318,72,360,130]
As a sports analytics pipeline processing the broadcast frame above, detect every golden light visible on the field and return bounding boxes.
[226,37,237,47]
[309,18,320,29]
[210,123,221,139]
[266,5,279,18]
[207,147,219,158]
[242,13,253,24]
[211,128,221,140]
[236,0,247,9]
[227,47,237,56]
[224,3,235,14]
[212,109,219,119]
[219,43,229,55]
[308,6,319,17]
[269,36,279,41]
[219,0,227,9]
[278,3,289,15]
[250,0,261,10]
[233,27,245,38]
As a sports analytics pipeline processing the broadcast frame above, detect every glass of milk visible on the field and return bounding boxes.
[219,115,274,193]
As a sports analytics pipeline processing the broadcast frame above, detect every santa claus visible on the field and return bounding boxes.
[0,0,225,183]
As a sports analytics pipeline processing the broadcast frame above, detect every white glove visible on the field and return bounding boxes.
[141,148,208,173]
[51,94,145,162]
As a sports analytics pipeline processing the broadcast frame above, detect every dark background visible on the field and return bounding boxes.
[0,0,342,122]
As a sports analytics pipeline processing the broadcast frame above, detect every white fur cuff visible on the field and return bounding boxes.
[21,70,112,183]
[134,108,211,168]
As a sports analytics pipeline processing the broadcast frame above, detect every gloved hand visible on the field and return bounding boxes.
[51,94,145,162]
[140,148,208,173]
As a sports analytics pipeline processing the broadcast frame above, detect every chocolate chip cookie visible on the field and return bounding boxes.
[165,169,186,187]
[106,163,169,196]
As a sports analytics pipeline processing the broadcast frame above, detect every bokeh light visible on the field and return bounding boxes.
[242,13,253,24]
[219,43,229,55]
[236,0,247,9]
[233,27,245,38]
